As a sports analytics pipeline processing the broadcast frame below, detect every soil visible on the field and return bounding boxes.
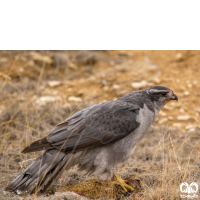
[0,50,199,199]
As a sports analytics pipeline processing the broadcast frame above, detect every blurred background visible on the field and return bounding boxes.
[0,50,200,199]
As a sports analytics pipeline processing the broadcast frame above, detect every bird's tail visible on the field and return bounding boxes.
[5,149,82,194]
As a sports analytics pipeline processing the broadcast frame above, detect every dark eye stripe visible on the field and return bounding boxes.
[161,92,168,96]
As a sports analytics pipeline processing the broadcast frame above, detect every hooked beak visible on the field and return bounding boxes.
[172,94,178,101]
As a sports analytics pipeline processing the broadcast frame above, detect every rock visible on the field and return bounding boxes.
[113,84,120,89]
[68,96,82,102]
[163,105,173,111]
[150,77,160,84]
[76,51,99,65]
[30,52,53,64]
[131,81,148,89]
[159,111,167,117]
[179,108,185,113]
[196,108,200,113]
[177,115,191,121]
[168,116,174,120]
[0,105,6,122]
[173,123,182,128]
[35,96,62,106]
[175,53,184,61]
[50,53,69,66]
[48,80,61,87]
[189,127,196,132]
[185,125,196,132]
[159,118,168,124]
[170,102,180,107]
[184,91,190,96]
[54,191,88,200]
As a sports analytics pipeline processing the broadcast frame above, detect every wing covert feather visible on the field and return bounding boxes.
[47,100,141,152]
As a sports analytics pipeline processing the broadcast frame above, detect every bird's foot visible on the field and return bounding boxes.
[112,173,134,193]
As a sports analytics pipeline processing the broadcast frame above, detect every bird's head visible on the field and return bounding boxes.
[146,86,178,109]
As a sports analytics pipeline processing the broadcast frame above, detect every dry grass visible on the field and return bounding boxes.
[0,50,200,199]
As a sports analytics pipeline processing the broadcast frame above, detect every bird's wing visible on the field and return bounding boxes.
[45,100,141,152]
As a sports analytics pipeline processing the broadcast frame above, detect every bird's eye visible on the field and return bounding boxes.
[161,92,168,96]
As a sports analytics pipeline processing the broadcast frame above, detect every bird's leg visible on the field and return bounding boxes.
[112,173,134,192]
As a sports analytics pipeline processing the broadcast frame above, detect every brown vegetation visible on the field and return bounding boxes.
[0,50,200,199]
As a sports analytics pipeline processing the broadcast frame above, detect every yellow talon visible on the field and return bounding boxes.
[112,173,134,192]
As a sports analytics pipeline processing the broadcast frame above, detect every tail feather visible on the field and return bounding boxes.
[22,137,53,154]
[31,151,82,194]
[5,149,82,194]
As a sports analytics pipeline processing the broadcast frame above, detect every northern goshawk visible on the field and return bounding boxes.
[6,86,178,194]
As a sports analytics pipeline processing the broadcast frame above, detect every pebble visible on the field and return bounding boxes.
[196,108,200,113]
[150,77,160,84]
[177,115,191,121]
[185,125,196,131]
[179,108,185,113]
[0,105,6,121]
[168,116,174,120]
[30,52,53,64]
[173,123,182,128]
[163,105,173,111]
[159,118,168,124]
[68,96,82,102]
[48,80,61,87]
[159,111,167,117]
[187,83,193,88]
[184,91,190,96]
[176,53,183,61]
[113,84,120,89]
[35,96,62,106]
[131,81,148,89]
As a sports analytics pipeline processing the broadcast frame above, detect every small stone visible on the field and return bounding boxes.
[173,123,182,128]
[19,67,24,73]
[48,80,61,87]
[0,57,8,63]
[30,52,53,64]
[35,96,62,106]
[62,102,71,108]
[193,80,197,85]
[159,118,168,124]
[163,105,173,111]
[131,81,148,89]
[179,108,185,113]
[168,116,174,120]
[68,96,82,102]
[187,83,193,88]
[113,84,120,89]
[150,77,160,84]
[170,102,176,106]
[175,53,183,61]
[159,111,167,117]
[177,115,191,121]
[185,125,195,130]
[189,127,196,132]
[184,91,190,96]
[196,108,200,113]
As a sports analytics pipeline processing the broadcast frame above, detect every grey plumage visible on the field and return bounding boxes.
[5,86,178,194]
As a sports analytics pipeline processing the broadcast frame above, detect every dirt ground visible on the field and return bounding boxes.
[0,50,200,200]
